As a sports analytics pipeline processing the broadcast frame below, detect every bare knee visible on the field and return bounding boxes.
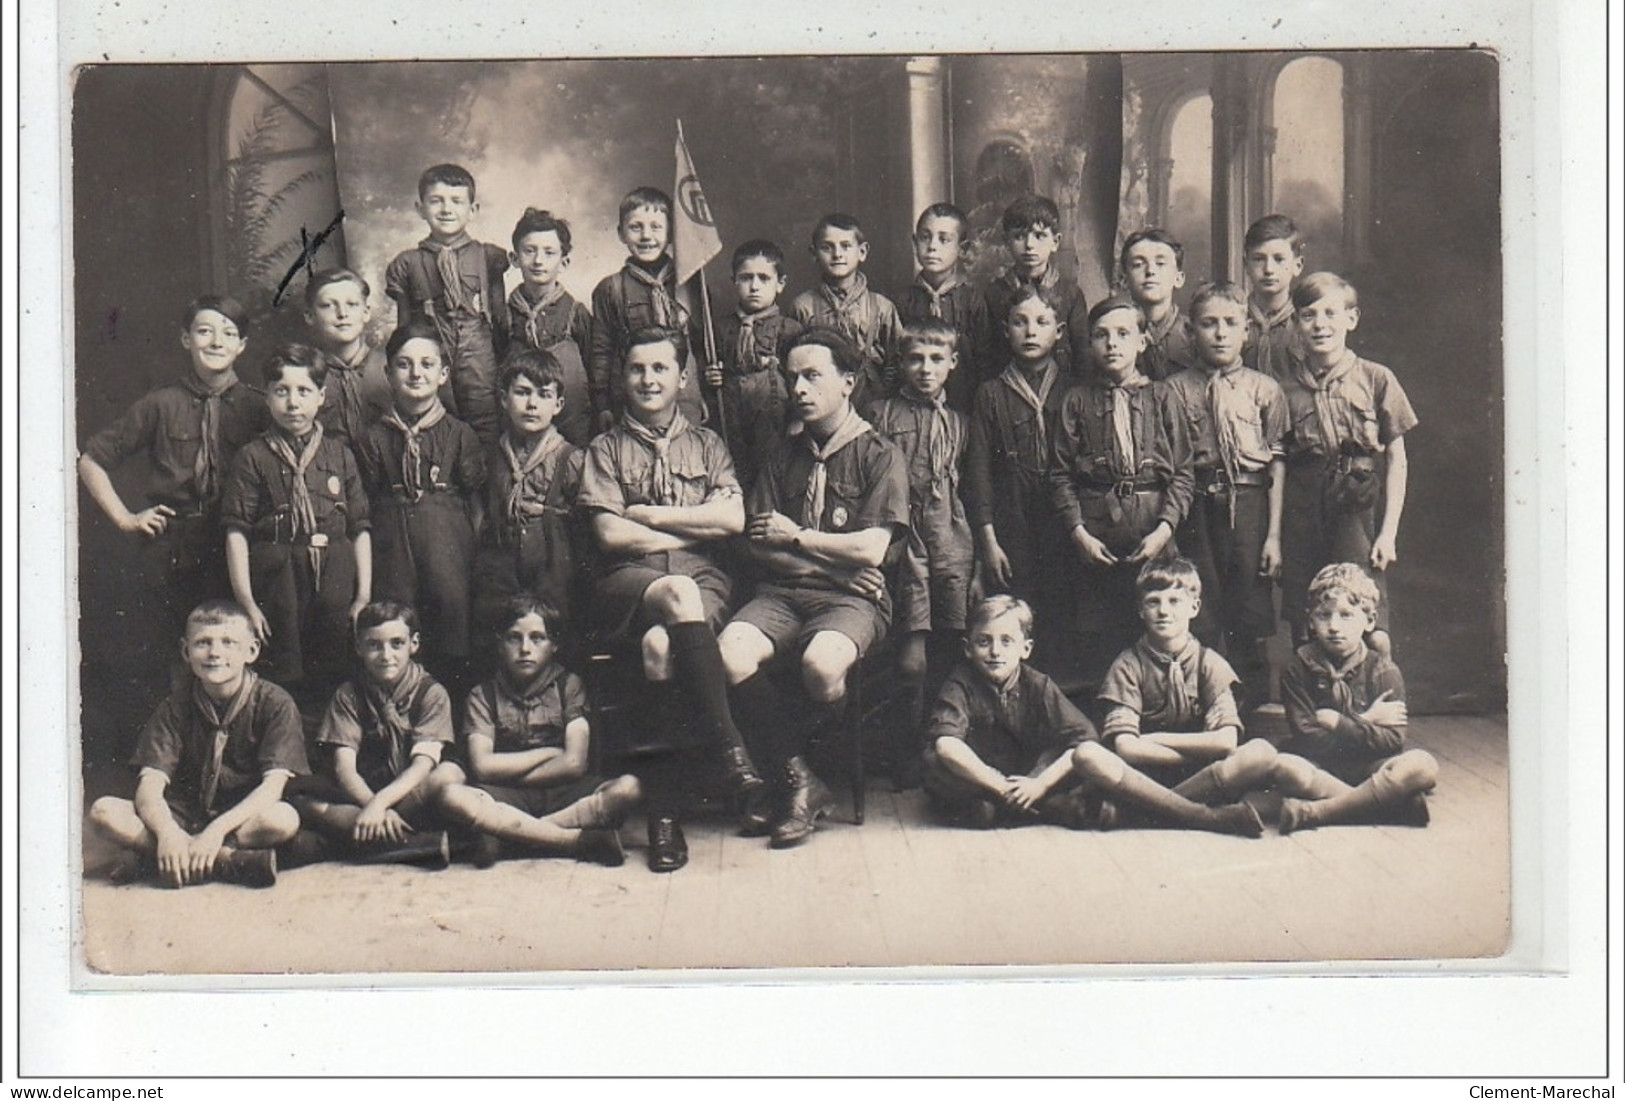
[641,625,673,681]
[1229,738,1278,782]
[719,623,770,685]
[88,796,126,832]
[801,634,857,704]
[1385,749,1438,795]
[236,801,300,846]
[1270,753,1319,794]
[1072,741,1124,786]
[644,575,703,624]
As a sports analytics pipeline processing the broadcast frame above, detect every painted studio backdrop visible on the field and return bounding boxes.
[72,52,1503,769]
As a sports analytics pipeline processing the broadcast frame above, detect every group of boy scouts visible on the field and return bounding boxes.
[79,160,1439,886]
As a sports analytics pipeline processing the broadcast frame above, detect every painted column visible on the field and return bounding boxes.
[906,56,949,218]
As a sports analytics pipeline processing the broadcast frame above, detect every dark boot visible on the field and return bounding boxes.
[575,828,626,867]
[104,850,155,885]
[276,829,330,870]
[770,756,836,849]
[352,830,451,869]
[212,846,277,888]
[449,829,503,869]
[647,815,689,873]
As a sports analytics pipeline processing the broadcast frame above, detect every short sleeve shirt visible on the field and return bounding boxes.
[1098,638,1241,742]
[927,663,1098,775]
[1278,352,1418,460]
[318,664,454,790]
[221,431,371,542]
[131,676,309,818]
[82,375,268,512]
[1164,365,1290,473]
[748,425,911,571]
[463,666,587,753]
[578,420,740,518]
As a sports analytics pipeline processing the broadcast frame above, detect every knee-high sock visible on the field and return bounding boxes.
[667,621,746,754]
[1098,763,1260,835]
[730,671,793,776]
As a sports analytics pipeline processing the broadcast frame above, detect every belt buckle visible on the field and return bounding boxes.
[309,533,329,549]
[1114,479,1135,500]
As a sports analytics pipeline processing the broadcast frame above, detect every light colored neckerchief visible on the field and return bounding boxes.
[1139,636,1201,727]
[624,259,683,330]
[619,410,691,507]
[1247,298,1295,377]
[1308,642,1371,715]
[1292,349,1359,456]
[915,272,962,319]
[420,233,477,315]
[1108,376,1150,476]
[899,388,954,500]
[735,304,780,373]
[380,402,448,502]
[361,661,427,779]
[999,360,1057,469]
[264,423,328,590]
[1203,365,1246,526]
[192,668,259,814]
[500,427,568,531]
[802,406,873,530]
[186,369,239,509]
[322,345,372,439]
[816,271,873,347]
[509,282,567,349]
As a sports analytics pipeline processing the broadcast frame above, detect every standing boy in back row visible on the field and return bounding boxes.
[983,195,1090,380]
[791,213,902,416]
[385,163,511,448]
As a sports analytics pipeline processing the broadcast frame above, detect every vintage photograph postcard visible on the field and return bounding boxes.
[68,47,1509,976]
[15,0,1610,1081]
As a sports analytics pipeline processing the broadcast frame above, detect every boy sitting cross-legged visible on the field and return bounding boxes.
[922,596,1103,830]
[289,601,459,867]
[88,599,307,888]
[1070,558,1271,837]
[1270,563,1437,833]
[435,594,639,866]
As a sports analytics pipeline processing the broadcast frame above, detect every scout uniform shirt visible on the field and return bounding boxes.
[318,661,454,793]
[464,664,587,754]
[316,343,393,447]
[704,305,804,488]
[983,266,1091,381]
[1139,303,1199,382]
[926,662,1098,777]
[789,273,903,414]
[894,275,994,409]
[1279,642,1408,783]
[505,283,594,447]
[1098,636,1242,744]
[132,670,309,827]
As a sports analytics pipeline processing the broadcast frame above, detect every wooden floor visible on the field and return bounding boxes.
[78,715,1510,977]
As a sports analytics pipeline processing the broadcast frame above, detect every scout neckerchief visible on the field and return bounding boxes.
[265,423,328,590]
[816,272,877,352]
[624,258,684,330]
[1106,374,1150,478]
[1203,364,1247,526]
[184,369,239,509]
[1145,303,1183,350]
[380,402,447,502]
[509,282,567,350]
[1292,349,1358,458]
[1137,636,1202,728]
[999,359,1058,470]
[420,233,478,316]
[361,660,428,779]
[322,344,373,441]
[500,426,568,531]
[1247,298,1296,380]
[492,663,568,748]
[1305,641,1370,715]
[898,387,955,501]
[802,405,873,531]
[735,305,781,373]
[193,667,259,815]
[619,410,691,507]
[915,272,962,319]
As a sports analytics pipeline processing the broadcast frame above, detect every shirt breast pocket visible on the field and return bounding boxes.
[162,423,203,468]
[826,477,865,531]
[669,451,716,507]
[1344,396,1382,451]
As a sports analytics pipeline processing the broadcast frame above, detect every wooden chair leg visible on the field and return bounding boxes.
[848,669,866,825]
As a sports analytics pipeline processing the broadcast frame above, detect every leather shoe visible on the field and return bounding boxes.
[770,756,836,849]
[647,815,689,873]
[721,746,767,798]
